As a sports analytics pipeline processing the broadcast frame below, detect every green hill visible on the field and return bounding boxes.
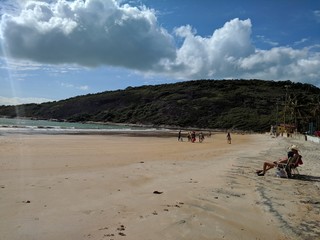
[0,79,319,132]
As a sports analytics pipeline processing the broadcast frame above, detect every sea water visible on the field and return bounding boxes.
[0,117,149,133]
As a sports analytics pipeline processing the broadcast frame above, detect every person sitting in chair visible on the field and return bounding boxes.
[256,145,301,176]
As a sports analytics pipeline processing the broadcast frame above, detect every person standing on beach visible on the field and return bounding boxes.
[199,132,204,143]
[227,132,231,144]
[191,131,196,143]
[187,132,191,142]
[178,130,182,141]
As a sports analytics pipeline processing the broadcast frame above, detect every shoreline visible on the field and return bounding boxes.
[0,124,228,138]
[0,116,254,135]
[0,133,319,239]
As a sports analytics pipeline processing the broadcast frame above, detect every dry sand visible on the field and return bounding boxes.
[0,132,319,240]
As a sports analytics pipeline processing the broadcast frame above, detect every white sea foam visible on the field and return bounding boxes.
[0,117,170,136]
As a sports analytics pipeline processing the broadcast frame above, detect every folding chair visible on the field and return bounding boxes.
[277,155,303,178]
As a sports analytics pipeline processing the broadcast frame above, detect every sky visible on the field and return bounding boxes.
[0,0,319,105]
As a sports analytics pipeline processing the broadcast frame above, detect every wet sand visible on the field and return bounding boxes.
[0,132,319,240]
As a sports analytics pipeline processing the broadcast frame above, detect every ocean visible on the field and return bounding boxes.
[0,117,152,134]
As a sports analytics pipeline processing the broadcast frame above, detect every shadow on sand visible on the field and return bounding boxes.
[291,174,320,182]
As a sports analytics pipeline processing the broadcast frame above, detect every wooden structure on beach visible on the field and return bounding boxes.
[276,123,296,136]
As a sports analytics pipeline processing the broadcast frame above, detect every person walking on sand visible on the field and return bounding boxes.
[227,132,231,144]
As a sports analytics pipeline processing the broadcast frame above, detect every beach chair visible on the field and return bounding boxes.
[277,155,303,178]
[289,155,303,176]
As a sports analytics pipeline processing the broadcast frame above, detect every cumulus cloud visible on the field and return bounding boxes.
[155,19,319,85]
[0,0,176,69]
[159,18,256,79]
[238,47,320,85]
[0,0,319,86]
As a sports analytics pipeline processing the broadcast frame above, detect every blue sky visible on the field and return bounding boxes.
[0,0,319,105]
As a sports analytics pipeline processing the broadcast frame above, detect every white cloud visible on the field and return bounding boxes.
[0,0,176,69]
[0,58,43,71]
[153,18,320,86]
[293,38,309,46]
[78,85,89,90]
[60,82,89,91]
[239,47,320,82]
[256,35,279,47]
[0,96,53,105]
[238,47,320,86]
[0,0,319,87]
[0,57,85,79]
[314,10,320,23]
[158,18,256,79]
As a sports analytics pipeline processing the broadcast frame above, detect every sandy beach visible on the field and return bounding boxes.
[0,132,319,240]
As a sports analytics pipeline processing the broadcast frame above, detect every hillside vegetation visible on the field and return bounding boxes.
[0,79,319,132]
